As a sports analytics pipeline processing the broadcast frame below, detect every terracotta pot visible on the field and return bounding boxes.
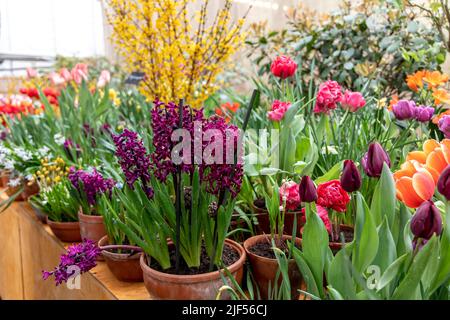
[140,238,246,300]
[98,236,143,282]
[252,202,303,236]
[29,202,47,224]
[46,217,81,243]
[0,170,9,188]
[244,234,303,300]
[78,211,107,243]
[329,224,354,253]
[6,181,39,201]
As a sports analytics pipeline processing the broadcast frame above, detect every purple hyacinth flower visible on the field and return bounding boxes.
[392,100,416,120]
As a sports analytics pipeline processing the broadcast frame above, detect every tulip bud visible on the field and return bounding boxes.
[437,165,450,201]
[340,160,362,192]
[361,142,391,178]
[410,200,442,240]
[299,175,317,203]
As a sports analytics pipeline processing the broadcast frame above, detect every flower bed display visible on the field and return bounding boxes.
[0,0,449,302]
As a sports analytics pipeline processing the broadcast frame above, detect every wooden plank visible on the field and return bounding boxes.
[0,203,24,299]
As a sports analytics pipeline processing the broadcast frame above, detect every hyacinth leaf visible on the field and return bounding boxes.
[392,236,437,299]
[376,253,408,292]
[292,246,321,298]
[273,246,291,300]
[314,160,343,185]
[302,202,329,298]
[371,163,396,227]
[373,217,397,275]
[327,248,356,299]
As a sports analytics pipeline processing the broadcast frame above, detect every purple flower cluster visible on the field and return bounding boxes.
[200,116,243,198]
[112,129,153,198]
[68,167,115,206]
[392,100,434,122]
[151,99,203,182]
[42,240,101,286]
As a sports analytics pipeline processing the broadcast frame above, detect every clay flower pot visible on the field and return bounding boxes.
[328,224,354,253]
[78,211,107,243]
[252,201,303,236]
[0,170,9,188]
[6,181,39,201]
[46,217,82,243]
[98,236,143,282]
[140,238,246,300]
[244,234,303,300]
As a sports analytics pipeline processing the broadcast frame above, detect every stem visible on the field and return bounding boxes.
[175,99,184,273]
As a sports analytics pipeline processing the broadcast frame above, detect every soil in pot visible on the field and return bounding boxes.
[78,211,107,243]
[46,217,82,243]
[244,234,303,300]
[329,225,354,254]
[98,236,143,282]
[140,239,246,300]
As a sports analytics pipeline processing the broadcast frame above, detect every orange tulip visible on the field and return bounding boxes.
[388,94,399,111]
[406,71,425,92]
[423,71,449,88]
[396,168,435,208]
[394,139,450,208]
[432,88,450,105]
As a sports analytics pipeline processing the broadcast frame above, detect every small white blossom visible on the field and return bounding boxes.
[14,147,32,161]
[8,177,21,187]
[38,146,50,157]
[54,133,65,145]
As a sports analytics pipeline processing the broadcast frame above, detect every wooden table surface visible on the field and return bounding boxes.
[0,189,150,300]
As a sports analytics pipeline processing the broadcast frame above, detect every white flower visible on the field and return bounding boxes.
[8,177,21,187]
[54,133,65,145]
[38,146,50,157]
[14,147,32,161]
[4,159,15,170]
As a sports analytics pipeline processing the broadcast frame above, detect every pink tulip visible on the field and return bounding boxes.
[97,70,111,88]
[26,67,38,79]
[71,63,89,84]
[270,55,297,79]
[59,68,72,82]
[280,180,301,211]
[313,80,343,114]
[341,90,366,112]
[48,72,65,86]
[267,100,291,121]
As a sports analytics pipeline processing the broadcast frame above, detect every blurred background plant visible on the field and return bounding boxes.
[245,0,446,96]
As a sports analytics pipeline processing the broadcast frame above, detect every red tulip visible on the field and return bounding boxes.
[410,200,442,240]
[299,175,317,203]
[437,165,450,201]
[270,55,297,79]
[361,142,391,178]
[317,180,350,212]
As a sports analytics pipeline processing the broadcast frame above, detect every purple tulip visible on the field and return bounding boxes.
[410,200,442,240]
[439,115,450,138]
[392,100,416,120]
[437,165,450,201]
[361,142,391,178]
[415,106,434,122]
[340,160,362,192]
[299,175,317,203]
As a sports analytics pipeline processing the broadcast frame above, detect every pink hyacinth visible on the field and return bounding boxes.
[280,180,301,211]
[341,90,366,112]
[313,80,343,114]
[267,100,291,121]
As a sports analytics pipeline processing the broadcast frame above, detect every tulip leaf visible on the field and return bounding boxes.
[302,203,330,298]
[327,248,356,299]
[373,217,397,274]
[327,286,345,300]
[392,236,437,299]
[292,247,321,298]
[376,253,408,292]
[370,163,396,227]
[314,160,343,185]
